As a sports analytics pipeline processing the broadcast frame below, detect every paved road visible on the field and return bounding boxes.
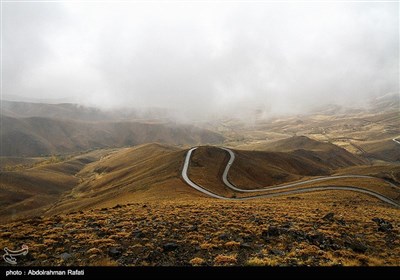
[393,138,400,145]
[221,147,400,192]
[181,147,229,200]
[181,147,400,208]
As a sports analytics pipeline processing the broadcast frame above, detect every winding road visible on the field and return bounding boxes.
[393,138,400,145]
[181,147,400,208]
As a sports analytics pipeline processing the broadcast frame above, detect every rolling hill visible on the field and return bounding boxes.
[1,100,172,121]
[0,144,200,222]
[189,140,368,192]
[1,142,399,266]
[353,138,400,162]
[0,139,372,222]
[1,100,111,121]
[0,115,224,156]
[0,149,113,221]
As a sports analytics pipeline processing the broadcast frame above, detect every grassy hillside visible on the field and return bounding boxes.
[0,149,113,221]
[1,115,224,156]
[354,139,400,162]
[45,144,198,215]
[1,192,398,266]
[188,138,367,190]
[2,140,396,222]
[0,144,202,222]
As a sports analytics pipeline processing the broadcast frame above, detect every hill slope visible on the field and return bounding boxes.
[189,142,367,191]
[1,193,399,266]
[1,100,172,121]
[0,144,201,222]
[0,115,224,156]
[0,140,393,222]
[0,149,112,221]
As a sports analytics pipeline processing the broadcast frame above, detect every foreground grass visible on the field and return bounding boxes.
[0,192,399,266]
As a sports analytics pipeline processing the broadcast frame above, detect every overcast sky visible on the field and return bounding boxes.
[2,1,399,119]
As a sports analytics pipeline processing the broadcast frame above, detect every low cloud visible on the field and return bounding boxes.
[2,2,398,120]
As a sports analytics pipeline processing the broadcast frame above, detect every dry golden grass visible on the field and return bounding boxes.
[0,148,116,222]
[188,146,235,197]
[189,257,206,266]
[1,190,398,266]
[2,136,399,225]
[222,110,399,157]
[214,254,237,266]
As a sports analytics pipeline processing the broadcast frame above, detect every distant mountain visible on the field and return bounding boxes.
[308,92,399,116]
[1,100,110,121]
[252,136,368,168]
[0,115,224,156]
[368,92,399,113]
[1,100,173,121]
[261,136,336,152]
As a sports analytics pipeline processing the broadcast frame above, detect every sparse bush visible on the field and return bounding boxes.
[224,241,240,248]
[189,257,205,266]
[246,257,265,266]
[200,242,217,250]
[90,257,118,266]
[214,254,237,265]
[87,248,102,255]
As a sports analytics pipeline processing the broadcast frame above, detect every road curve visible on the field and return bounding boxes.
[221,147,400,192]
[240,186,400,208]
[393,138,400,145]
[181,148,229,200]
[181,147,400,208]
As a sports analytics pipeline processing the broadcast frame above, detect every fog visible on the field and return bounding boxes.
[2,2,399,120]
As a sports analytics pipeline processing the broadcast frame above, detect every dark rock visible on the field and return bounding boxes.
[112,204,122,209]
[145,250,161,261]
[108,247,122,257]
[88,222,100,228]
[307,232,326,246]
[60,253,72,261]
[262,226,286,238]
[133,230,145,238]
[281,222,293,229]
[306,231,340,250]
[96,229,108,238]
[384,233,398,248]
[345,239,368,253]
[270,249,285,256]
[188,225,198,232]
[142,204,147,208]
[336,219,346,226]
[330,244,342,251]
[288,230,307,241]
[242,235,254,243]
[250,215,263,225]
[219,233,230,241]
[372,218,393,232]
[240,243,252,249]
[162,243,179,252]
[322,212,335,221]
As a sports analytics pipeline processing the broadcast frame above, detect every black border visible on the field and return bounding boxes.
[1,266,398,278]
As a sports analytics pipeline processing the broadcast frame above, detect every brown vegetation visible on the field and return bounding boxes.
[0,191,398,266]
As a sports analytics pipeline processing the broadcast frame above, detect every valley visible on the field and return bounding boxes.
[0,95,399,266]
